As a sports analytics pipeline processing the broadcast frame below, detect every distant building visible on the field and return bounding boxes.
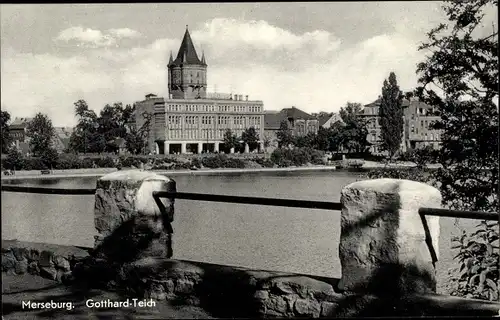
[319,113,343,129]
[263,106,319,150]
[360,97,441,154]
[9,117,33,144]
[134,26,265,154]
[8,117,73,154]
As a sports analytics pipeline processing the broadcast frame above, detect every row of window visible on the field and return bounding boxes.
[166,128,253,140]
[167,104,262,113]
[167,115,262,127]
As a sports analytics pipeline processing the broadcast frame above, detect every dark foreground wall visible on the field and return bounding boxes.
[2,240,499,318]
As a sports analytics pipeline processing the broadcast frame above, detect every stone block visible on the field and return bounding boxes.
[320,301,338,317]
[40,266,58,280]
[93,170,176,262]
[14,259,28,274]
[339,179,441,295]
[39,250,54,268]
[2,251,16,271]
[28,261,40,275]
[175,279,194,294]
[254,290,269,301]
[53,255,71,271]
[12,247,29,261]
[264,296,288,314]
[294,298,321,317]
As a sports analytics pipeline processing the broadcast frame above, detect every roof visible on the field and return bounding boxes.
[318,113,333,126]
[169,27,205,67]
[264,111,282,129]
[281,107,315,120]
[10,117,33,128]
[264,107,316,129]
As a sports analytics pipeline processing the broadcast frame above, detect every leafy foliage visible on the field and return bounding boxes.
[69,100,103,154]
[276,120,294,148]
[241,127,260,151]
[1,110,11,153]
[447,220,499,301]
[3,148,25,170]
[379,72,404,159]
[338,103,369,153]
[25,113,58,168]
[222,129,239,152]
[414,0,499,300]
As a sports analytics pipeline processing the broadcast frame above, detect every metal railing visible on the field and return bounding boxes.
[1,184,498,267]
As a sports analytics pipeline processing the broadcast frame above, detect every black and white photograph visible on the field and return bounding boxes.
[1,1,499,318]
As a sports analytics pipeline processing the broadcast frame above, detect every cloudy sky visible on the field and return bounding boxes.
[1,3,497,127]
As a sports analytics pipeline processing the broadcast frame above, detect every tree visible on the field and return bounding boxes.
[415,0,498,300]
[69,100,104,153]
[379,72,404,160]
[1,110,11,153]
[338,103,369,153]
[26,113,56,158]
[222,129,238,153]
[276,120,293,148]
[314,127,331,151]
[241,127,260,151]
[98,102,135,153]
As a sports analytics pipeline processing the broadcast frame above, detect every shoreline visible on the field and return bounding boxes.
[1,166,339,180]
[0,161,441,181]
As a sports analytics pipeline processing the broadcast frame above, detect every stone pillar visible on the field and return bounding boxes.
[214,142,220,152]
[230,147,235,154]
[339,178,441,295]
[244,143,250,153]
[94,170,176,261]
[155,142,160,155]
[181,143,187,154]
[259,141,264,153]
[197,142,203,154]
[164,141,170,155]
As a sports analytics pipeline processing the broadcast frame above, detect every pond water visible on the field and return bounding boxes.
[1,171,477,293]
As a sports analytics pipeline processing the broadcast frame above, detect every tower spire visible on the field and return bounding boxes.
[201,50,206,65]
[169,51,173,64]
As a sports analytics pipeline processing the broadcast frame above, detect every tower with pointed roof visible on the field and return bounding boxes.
[168,25,207,99]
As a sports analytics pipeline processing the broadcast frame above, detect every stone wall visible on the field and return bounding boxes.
[1,240,89,282]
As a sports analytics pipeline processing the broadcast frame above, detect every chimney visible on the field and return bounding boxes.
[245,95,248,101]
[239,95,243,101]
[234,94,238,101]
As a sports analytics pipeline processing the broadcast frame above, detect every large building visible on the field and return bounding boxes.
[360,97,442,154]
[135,26,265,155]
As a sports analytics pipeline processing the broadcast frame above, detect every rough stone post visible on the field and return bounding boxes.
[93,170,176,262]
[339,178,441,295]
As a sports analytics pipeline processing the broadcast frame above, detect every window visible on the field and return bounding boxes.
[421,120,424,127]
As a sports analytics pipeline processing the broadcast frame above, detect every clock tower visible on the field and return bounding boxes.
[168,25,207,99]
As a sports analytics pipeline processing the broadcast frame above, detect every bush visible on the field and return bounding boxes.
[81,158,95,169]
[447,220,499,301]
[365,167,432,184]
[201,154,226,169]
[191,157,202,169]
[25,157,48,170]
[3,149,25,170]
[56,154,83,169]
[271,147,323,167]
[95,156,116,168]
[252,157,274,168]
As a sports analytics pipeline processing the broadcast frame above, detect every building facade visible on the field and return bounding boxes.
[135,26,265,154]
[263,107,319,151]
[360,97,441,154]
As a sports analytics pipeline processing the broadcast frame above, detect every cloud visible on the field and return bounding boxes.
[55,26,116,48]
[54,26,142,48]
[2,18,428,127]
[108,28,142,39]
